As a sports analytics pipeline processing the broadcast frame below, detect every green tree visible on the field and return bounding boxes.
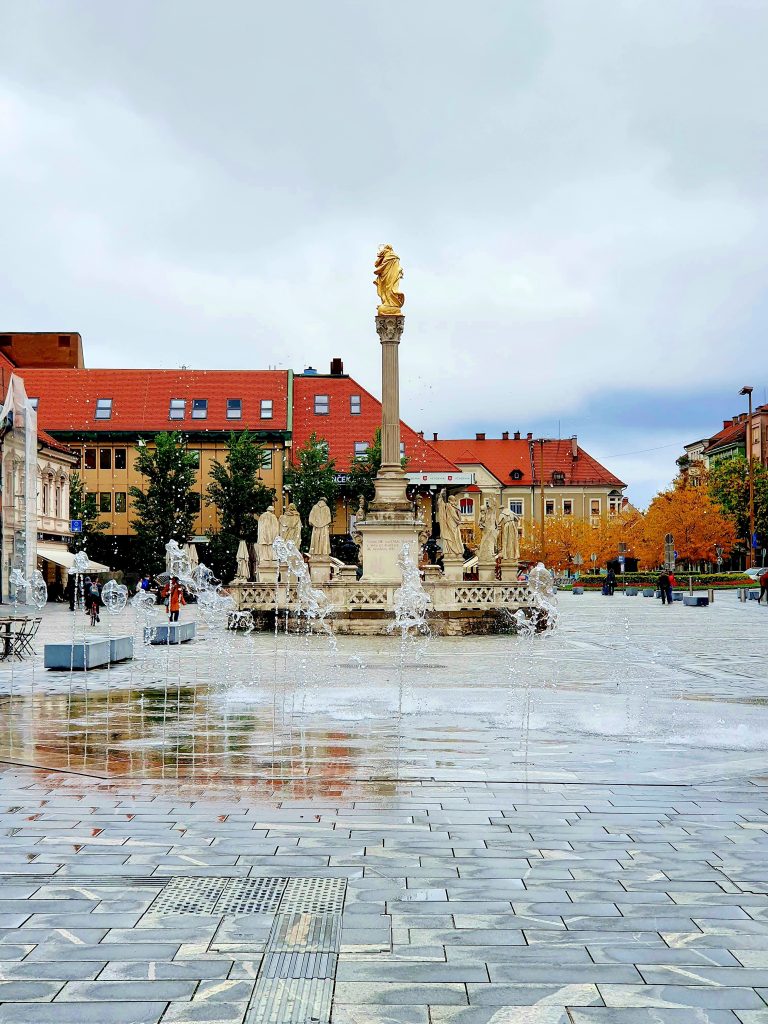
[129,432,198,575]
[345,427,409,504]
[708,456,768,553]
[205,430,274,541]
[284,431,338,549]
[68,471,109,554]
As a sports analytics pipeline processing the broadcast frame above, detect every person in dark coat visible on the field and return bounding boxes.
[657,570,673,605]
[759,570,768,605]
[606,568,616,596]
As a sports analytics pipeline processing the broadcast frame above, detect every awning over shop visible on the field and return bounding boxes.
[36,543,110,573]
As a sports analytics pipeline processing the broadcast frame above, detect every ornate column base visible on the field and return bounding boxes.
[257,562,278,584]
[442,553,464,581]
[358,516,421,583]
[478,560,497,583]
[309,555,332,585]
[500,559,519,581]
[369,467,411,513]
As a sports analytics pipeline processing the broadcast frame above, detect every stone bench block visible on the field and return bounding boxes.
[149,621,196,645]
[672,591,684,601]
[683,595,709,607]
[109,635,134,662]
[642,589,655,597]
[44,639,110,671]
[625,588,638,596]
[572,587,584,595]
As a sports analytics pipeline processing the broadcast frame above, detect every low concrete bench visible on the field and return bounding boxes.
[148,621,196,645]
[683,595,709,607]
[109,635,134,662]
[672,591,684,601]
[44,639,110,671]
[572,587,584,595]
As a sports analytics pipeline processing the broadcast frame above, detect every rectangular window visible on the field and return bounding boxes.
[99,448,112,470]
[590,499,601,516]
[354,441,369,458]
[563,499,573,515]
[314,394,329,415]
[84,493,97,515]
[545,499,555,516]
[84,447,96,470]
[350,395,361,415]
[262,448,273,470]
[94,398,112,420]
[115,492,126,513]
[189,450,200,469]
[227,398,242,419]
[508,500,523,515]
[191,398,208,419]
[169,398,185,420]
[189,492,201,513]
[28,397,39,411]
[70,447,82,464]
[609,496,621,516]
[260,399,273,419]
[99,492,112,513]
[400,441,406,459]
[114,448,126,470]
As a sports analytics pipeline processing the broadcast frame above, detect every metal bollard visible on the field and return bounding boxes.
[708,588,714,603]
[739,588,747,602]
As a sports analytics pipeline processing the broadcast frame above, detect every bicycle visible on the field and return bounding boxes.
[88,599,100,626]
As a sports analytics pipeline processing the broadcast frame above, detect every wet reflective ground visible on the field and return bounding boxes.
[2,596,767,788]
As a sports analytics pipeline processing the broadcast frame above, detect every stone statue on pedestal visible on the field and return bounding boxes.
[437,489,464,558]
[477,499,500,562]
[373,244,405,316]
[308,498,332,556]
[499,507,520,562]
[351,496,365,546]
[279,502,302,550]
[256,505,279,563]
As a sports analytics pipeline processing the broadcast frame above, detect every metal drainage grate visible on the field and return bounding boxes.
[148,876,227,915]
[260,952,337,980]
[266,913,342,954]
[279,877,346,915]
[215,877,288,915]
[244,977,333,1024]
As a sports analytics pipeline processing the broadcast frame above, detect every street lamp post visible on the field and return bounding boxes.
[740,386,755,568]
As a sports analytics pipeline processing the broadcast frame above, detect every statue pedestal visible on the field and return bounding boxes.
[309,555,332,585]
[442,553,464,581]
[478,560,496,583]
[500,560,519,582]
[257,562,277,584]
[358,515,421,583]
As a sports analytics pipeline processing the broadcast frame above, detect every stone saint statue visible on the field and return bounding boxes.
[373,244,405,316]
[256,505,280,563]
[437,489,464,558]
[350,496,365,545]
[498,507,520,561]
[477,499,500,562]
[279,502,302,550]
[308,497,332,556]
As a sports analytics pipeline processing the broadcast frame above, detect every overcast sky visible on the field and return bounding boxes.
[2,1,767,507]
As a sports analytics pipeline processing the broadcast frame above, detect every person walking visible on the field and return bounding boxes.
[758,569,768,604]
[657,569,673,605]
[162,576,186,623]
[606,567,616,596]
[86,578,101,624]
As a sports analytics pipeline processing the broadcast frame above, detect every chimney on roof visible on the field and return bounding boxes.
[476,432,486,441]
[432,432,438,441]
[418,430,424,438]
[526,432,533,440]
[513,430,520,440]
[330,357,344,375]
[571,435,578,459]
[723,420,730,429]
[501,431,509,441]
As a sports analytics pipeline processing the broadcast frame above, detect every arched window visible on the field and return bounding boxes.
[459,497,474,516]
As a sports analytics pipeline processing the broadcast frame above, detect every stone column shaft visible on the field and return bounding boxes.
[370,315,409,512]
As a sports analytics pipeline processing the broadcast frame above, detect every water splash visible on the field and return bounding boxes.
[389,543,431,639]
[272,537,334,635]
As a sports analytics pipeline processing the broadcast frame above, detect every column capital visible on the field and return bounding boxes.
[375,315,405,344]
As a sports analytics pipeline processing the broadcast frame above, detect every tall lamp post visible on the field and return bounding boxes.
[739,386,755,568]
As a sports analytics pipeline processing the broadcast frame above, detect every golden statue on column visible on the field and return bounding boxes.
[373,244,405,316]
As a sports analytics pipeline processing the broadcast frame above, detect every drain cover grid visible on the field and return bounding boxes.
[279,876,346,915]
[215,876,287,915]
[146,875,345,918]
[148,876,227,915]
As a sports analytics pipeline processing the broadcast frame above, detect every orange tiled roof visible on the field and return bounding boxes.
[38,428,76,456]
[703,419,746,456]
[16,368,290,433]
[292,374,458,474]
[434,437,625,488]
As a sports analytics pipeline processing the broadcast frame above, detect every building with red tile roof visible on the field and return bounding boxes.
[431,432,626,546]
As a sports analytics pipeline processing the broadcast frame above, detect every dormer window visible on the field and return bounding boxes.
[510,469,523,481]
[94,398,112,420]
[169,399,185,420]
[191,399,208,420]
[227,398,242,420]
[552,471,565,486]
